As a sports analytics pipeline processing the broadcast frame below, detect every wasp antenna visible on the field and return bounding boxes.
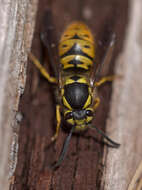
[51,126,75,170]
[90,126,120,148]
[93,32,116,86]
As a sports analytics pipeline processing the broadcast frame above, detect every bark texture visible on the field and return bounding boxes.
[0,0,38,189]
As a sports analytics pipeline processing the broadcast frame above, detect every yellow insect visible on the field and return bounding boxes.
[29,10,120,169]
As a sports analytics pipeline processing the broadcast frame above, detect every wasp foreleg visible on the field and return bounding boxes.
[51,105,61,141]
[95,76,115,87]
[29,53,57,84]
[93,97,100,110]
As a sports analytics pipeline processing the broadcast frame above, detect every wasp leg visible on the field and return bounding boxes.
[29,53,57,84]
[51,105,61,142]
[95,75,115,87]
[93,97,100,110]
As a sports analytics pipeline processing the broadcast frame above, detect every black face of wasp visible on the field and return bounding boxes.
[61,75,94,131]
[64,109,94,129]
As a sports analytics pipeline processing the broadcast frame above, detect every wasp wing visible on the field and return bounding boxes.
[92,33,116,86]
[40,9,59,78]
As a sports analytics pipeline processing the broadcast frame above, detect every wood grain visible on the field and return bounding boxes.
[0,0,38,189]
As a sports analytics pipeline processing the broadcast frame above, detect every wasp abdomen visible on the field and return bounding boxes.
[59,22,95,70]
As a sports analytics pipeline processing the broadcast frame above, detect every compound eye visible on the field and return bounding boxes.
[86,110,93,116]
[65,112,73,120]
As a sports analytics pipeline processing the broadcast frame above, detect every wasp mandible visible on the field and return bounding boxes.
[29,10,120,169]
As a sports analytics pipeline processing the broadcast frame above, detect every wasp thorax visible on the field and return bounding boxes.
[62,75,92,109]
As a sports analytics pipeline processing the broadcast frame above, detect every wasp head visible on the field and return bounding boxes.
[64,108,94,131]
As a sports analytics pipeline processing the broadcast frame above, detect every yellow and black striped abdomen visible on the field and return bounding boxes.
[59,22,95,70]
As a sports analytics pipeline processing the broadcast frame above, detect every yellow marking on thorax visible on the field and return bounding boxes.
[64,76,89,85]
[62,96,72,110]
[77,77,88,84]
[83,95,92,109]
[64,78,75,85]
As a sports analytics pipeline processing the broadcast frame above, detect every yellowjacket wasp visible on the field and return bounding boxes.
[29,10,120,169]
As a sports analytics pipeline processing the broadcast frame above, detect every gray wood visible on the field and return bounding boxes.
[0,0,38,189]
[102,0,142,189]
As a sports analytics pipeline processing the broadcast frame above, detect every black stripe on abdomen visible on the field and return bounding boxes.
[60,43,93,62]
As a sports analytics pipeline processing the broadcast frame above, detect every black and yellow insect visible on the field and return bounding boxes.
[29,11,120,169]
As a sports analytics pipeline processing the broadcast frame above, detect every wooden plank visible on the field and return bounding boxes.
[102,0,142,189]
[12,0,129,189]
[0,0,38,189]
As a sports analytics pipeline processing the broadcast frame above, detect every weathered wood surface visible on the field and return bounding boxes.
[102,0,142,189]
[0,0,38,189]
[11,0,129,189]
